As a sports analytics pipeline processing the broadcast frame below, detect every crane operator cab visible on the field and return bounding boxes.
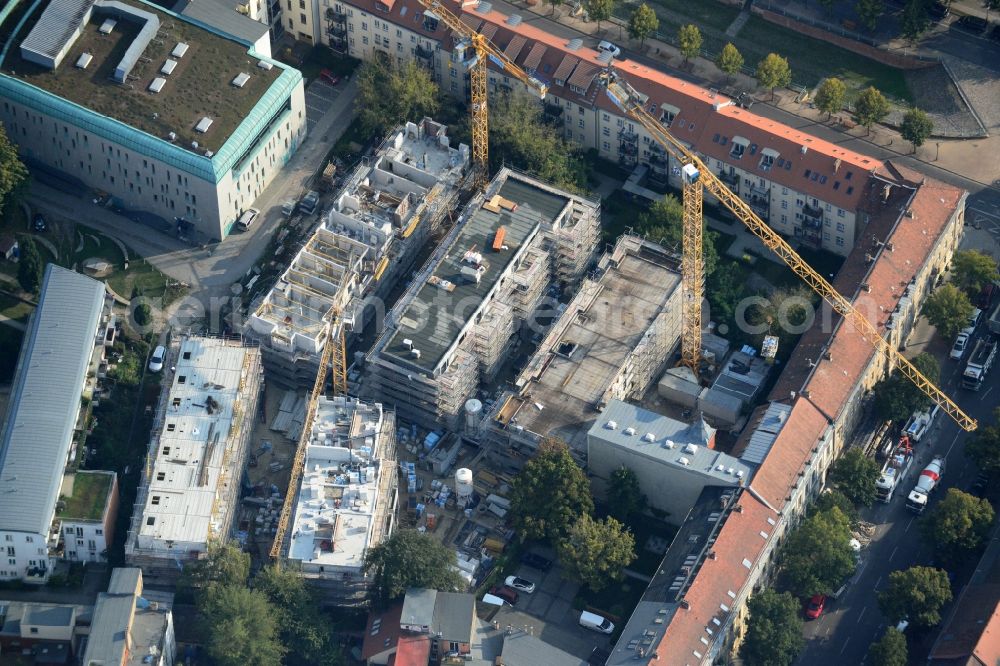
[682,163,700,185]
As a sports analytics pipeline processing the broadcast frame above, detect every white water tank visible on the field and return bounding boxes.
[455,468,474,500]
[464,398,483,437]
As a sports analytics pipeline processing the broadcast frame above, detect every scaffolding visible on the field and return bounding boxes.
[471,301,516,380]
[437,348,479,423]
[541,199,602,285]
[507,246,550,323]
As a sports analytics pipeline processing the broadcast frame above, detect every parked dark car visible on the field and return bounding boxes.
[489,585,519,605]
[520,552,553,571]
[955,15,988,33]
[990,25,1000,42]
[978,283,995,310]
[928,1,949,20]
[971,472,990,496]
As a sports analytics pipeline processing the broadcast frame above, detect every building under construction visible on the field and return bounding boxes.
[125,336,263,583]
[246,118,469,386]
[280,397,398,606]
[486,235,682,454]
[365,168,601,430]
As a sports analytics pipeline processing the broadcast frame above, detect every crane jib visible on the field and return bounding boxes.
[488,53,506,69]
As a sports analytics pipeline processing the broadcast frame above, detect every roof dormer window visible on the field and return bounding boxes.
[730,136,749,159]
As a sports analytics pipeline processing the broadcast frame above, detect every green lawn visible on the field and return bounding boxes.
[0,293,33,322]
[57,471,113,520]
[0,325,24,381]
[736,16,912,102]
[298,47,361,83]
[646,0,741,32]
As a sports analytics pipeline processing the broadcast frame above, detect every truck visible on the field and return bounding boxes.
[901,405,939,443]
[962,338,998,390]
[905,457,945,513]
[875,435,915,503]
[988,298,1000,336]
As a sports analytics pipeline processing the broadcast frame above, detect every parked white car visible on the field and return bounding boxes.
[505,576,536,593]
[597,40,621,57]
[950,332,970,361]
[148,345,165,372]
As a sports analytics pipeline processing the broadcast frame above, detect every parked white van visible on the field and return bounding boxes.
[236,208,259,231]
[579,610,614,634]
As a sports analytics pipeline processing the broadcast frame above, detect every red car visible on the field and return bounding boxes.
[804,594,826,620]
[320,69,341,86]
[489,585,519,605]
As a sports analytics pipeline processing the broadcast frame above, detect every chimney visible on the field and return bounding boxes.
[823,350,833,361]
[882,184,892,202]
[680,600,691,610]
[860,283,871,292]
[834,158,841,173]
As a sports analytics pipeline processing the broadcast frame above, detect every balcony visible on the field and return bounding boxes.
[619,142,638,156]
[415,44,434,61]
[327,25,346,38]
[802,202,823,220]
[718,170,739,191]
[618,128,638,144]
[326,7,348,21]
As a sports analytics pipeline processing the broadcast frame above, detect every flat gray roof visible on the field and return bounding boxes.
[0,265,106,535]
[172,0,269,44]
[501,632,587,665]
[380,177,568,374]
[588,400,753,485]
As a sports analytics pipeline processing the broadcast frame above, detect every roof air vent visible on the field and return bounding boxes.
[801,145,808,154]
[566,38,583,50]
[596,51,613,64]
[624,426,636,436]
[506,14,522,25]
[684,443,698,455]
[643,432,656,442]
[605,420,617,430]
[232,72,251,88]
[475,1,492,12]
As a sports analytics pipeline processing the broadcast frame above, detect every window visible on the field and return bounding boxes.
[25,536,32,543]
[804,169,812,178]
[781,214,788,223]
[88,540,96,550]
[602,113,610,121]
[760,154,774,170]
[3,535,9,542]
[146,517,155,526]
[837,208,845,218]
[300,13,306,23]
[845,171,853,180]
[96,529,103,536]
[362,21,368,29]
[836,236,845,246]
[781,200,788,210]
[846,186,854,195]
[578,119,584,128]
[363,36,369,44]
[602,127,610,136]
[162,447,171,455]
[603,141,610,150]
[824,232,830,241]
[152,496,161,505]
[836,222,845,232]
[30,628,38,635]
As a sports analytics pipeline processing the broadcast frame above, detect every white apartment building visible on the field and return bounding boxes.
[0,0,306,241]
[320,0,883,256]
[0,266,112,583]
[58,471,119,564]
[125,336,263,583]
[283,397,398,605]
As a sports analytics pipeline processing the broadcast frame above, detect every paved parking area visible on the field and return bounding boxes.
[304,78,341,134]
[496,553,614,660]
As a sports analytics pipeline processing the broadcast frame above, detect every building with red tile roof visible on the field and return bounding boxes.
[608,162,965,664]
[319,0,883,255]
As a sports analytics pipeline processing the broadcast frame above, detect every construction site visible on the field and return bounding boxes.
[364,167,601,430]
[246,118,470,386]
[485,234,683,456]
[281,397,398,606]
[125,336,263,583]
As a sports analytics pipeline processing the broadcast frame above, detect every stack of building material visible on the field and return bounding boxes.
[269,390,307,439]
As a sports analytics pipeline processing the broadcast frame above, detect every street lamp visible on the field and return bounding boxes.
[935,142,941,162]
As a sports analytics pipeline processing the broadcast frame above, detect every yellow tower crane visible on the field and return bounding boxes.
[600,70,977,432]
[270,311,348,559]
[415,0,548,187]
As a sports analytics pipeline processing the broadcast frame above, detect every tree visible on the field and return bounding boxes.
[900,107,933,152]
[814,77,847,119]
[745,285,815,351]
[548,0,564,16]
[922,488,995,562]
[180,542,250,595]
[950,250,999,298]
[485,92,587,192]
[780,506,857,597]
[922,284,975,339]
[607,466,645,521]
[812,489,860,526]
[901,0,930,40]
[556,515,636,590]
[627,4,659,47]
[677,24,702,62]
[756,53,792,100]
[966,409,1000,474]
[878,566,952,627]
[16,237,43,294]
[740,589,805,666]
[867,627,908,666]
[715,43,744,80]
[706,260,750,342]
[854,86,891,135]
[510,437,594,542]
[132,288,152,327]
[584,0,614,30]
[638,194,720,276]
[255,566,343,666]
[872,352,940,422]
[364,530,465,605]
[198,584,286,666]
[0,125,27,216]
[856,0,885,30]
[356,58,439,135]
[818,0,837,15]
[828,448,880,506]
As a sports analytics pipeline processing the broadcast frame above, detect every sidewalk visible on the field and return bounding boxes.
[499,0,998,189]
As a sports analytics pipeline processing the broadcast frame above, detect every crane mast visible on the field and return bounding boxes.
[600,70,976,432]
[416,0,548,187]
[270,314,348,559]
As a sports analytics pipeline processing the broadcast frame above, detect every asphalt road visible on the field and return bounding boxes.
[799,333,1000,663]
